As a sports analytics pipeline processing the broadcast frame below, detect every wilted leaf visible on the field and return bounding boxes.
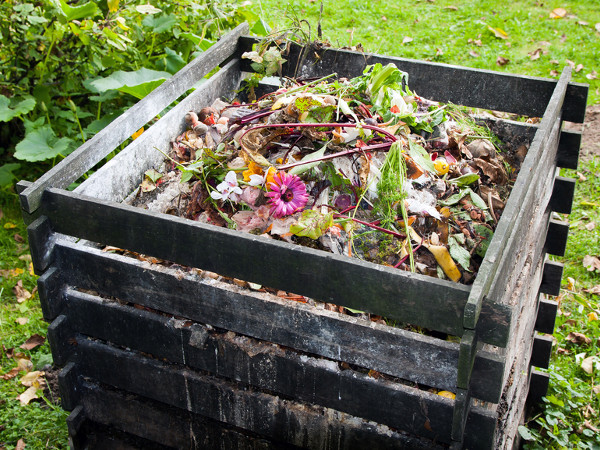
[550,8,567,19]
[131,127,144,140]
[290,210,333,240]
[550,69,560,77]
[469,50,480,58]
[17,358,33,372]
[566,332,592,346]
[584,285,600,295]
[14,126,75,162]
[13,280,32,303]
[20,370,45,387]
[487,26,509,39]
[588,312,598,322]
[1,367,21,380]
[583,255,600,273]
[445,6,458,11]
[3,222,16,229]
[566,59,576,68]
[496,56,510,66]
[448,235,471,270]
[20,334,46,351]
[596,23,600,33]
[15,317,28,325]
[586,71,598,80]
[575,64,584,72]
[581,356,597,374]
[107,0,119,13]
[468,38,482,46]
[528,48,542,60]
[566,276,575,290]
[402,36,413,45]
[15,440,25,450]
[17,386,39,405]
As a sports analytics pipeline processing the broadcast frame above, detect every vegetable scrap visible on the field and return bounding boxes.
[136,60,527,284]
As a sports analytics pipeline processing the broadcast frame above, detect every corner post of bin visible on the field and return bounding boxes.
[17,22,250,216]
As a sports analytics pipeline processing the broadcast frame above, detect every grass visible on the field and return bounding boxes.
[0,0,599,448]
[256,0,600,105]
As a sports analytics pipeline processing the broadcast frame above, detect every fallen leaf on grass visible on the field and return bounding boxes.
[13,280,32,303]
[20,370,45,387]
[17,386,39,405]
[16,439,25,450]
[566,59,576,68]
[445,6,458,11]
[469,50,480,58]
[585,222,596,231]
[550,70,560,77]
[566,332,592,346]
[488,26,508,39]
[1,367,22,380]
[596,23,600,33]
[468,38,482,46]
[402,36,413,45]
[3,222,17,229]
[566,277,575,290]
[589,312,598,322]
[584,285,600,295]
[13,233,24,243]
[581,356,597,374]
[593,385,600,395]
[557,347,571,355]
[15,318,28,325]
[528,48,543,60]
[586,71,598,80]
[20,334,46,351]
[550,8,567,19]
[575,64,584,73]
[496,56,510,66]
[577,21,589,26]
[583,255,600,273]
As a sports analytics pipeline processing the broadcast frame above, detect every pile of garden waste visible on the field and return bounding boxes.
[136,61,524,285]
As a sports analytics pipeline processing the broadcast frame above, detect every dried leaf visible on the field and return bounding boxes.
[528,48,542,60]
[585,221,596,231]
[566,277,575,290]
[13,280,32,303]
[566,59,576,68]
[15,317,28,325]
[588,312,598,322]
[402,36,414,45]
[20,334,46,351]
[581,356,596,374]
[550,69,560,77]
[586,71,598,80]
[17,358,33,372]
[140,177,157,193]
[549,8,567,19]
[131,127,144,140]
[20,370,45,387]
[1,367,21,380]
[445,5,458,10]
[595,23,600,32]
[469,50,480,58]
[15,439,26,450]
[583,255,600,273]
[13,233,24,243]
[3,222,17,229]
[496,56,510,66]
[17,386,39,405]
[566,332,592,346]
[584,285,600,295]
[577,21,589,26]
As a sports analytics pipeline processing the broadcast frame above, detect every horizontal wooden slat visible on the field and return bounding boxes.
[41,189,476,338]
[76,58,244,204]
[19,23,249,214]
[48,240,504,402]
[238,37,588,123]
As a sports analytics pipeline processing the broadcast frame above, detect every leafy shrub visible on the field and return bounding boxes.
[0,0,267,187]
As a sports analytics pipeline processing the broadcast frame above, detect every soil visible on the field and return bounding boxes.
[570,104,600,162]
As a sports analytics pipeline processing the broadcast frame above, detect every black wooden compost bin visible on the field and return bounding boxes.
[19,23,588,449]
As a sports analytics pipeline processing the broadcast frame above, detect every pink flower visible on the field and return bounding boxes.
[265,172,309,218]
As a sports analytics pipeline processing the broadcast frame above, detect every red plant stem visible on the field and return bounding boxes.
[334,214,406,238]
[278,142,392,170]
[394,242,423,268]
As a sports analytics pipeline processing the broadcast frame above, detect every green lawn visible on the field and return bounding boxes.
[1,0,599,448]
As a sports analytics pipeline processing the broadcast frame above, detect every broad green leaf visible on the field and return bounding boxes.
[289,142,328,176]
[448,235,471,270]
[448,173,480,187]
[0,163,21,187]
[517,426,534,441]
[181,33,214,51]
[85,68,171,99]
[250,17,271,36]
[0,96,36,122]
[145,169,162,183]
[14,126,75,162]
[84,111,122,135]
[473,223,493,257]
[469,190,488,210]
[290,210,333,240]
[408,140,436,173]
[53,0,100,21]
[142,14,177,33]
[156,48,186,74]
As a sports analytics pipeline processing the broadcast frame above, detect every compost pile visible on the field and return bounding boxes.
[136,62,524,285]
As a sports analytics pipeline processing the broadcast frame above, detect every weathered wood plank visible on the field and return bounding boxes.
[77,381,280,450]
[26,215,55,275]
[238,37,588,123]
[464,67,570,333]
[540,260,564,297]
[527,369,550,407]
[545,219,570,257]
[76,58,244,204]
[549,176,576,215]
[37,266,64,321]
[41,190,475,338]
[50,241,503,402]
[557,130,582,170]
[70,339,472,448]
[530,334,553,370]
[19,23,249,214]
[535,298,558,334]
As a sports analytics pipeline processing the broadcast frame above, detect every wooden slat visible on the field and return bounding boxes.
[49,241,504,402]
[535,298,558,334]
[238,37,588,123]
[540,260,564,297]
[545,219,570,257]
[37,266,63,321]
[530,335,553,370]
[71,339,462,448]
[19,23,249,214]
[76,58,244,203]
[557,130,582,170]
[464,67,571,333]
[41,190,475,338]
[26,215,55,275]
[527,369,550,407]
[549,176,576,215]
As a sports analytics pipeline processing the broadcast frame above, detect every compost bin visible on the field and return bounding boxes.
[19,23,588,449]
